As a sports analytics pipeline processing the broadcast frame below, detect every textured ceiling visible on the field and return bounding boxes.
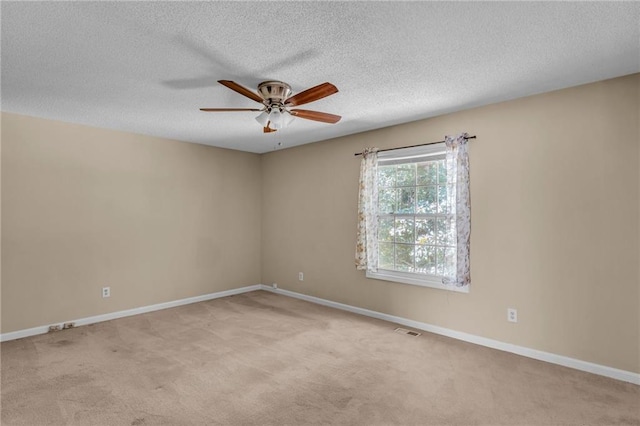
[2,2,639,153]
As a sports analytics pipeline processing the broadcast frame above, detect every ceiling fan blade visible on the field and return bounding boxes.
[285,82,338,107]
[290,109,341,124]
[264,122,277,133]
[200,108,262,112]
[218,80,264,103]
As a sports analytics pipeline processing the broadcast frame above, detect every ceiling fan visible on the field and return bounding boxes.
[200,80,341,133]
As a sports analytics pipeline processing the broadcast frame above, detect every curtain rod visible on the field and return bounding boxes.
[353,135,476,157]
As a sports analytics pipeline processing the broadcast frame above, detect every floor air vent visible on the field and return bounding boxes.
[394,327,421,337]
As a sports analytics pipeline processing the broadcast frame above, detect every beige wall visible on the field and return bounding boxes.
[1,115,3,335]
[1,113,262,332]
[261,74,640,373]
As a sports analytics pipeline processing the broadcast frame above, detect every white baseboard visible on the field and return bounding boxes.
[3,283,637,385]
[260,285,640,385]
[0,284,262,343]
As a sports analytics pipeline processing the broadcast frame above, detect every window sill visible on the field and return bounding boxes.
[366,269,469,293]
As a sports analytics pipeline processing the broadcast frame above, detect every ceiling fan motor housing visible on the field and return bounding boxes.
[257,81,292,107]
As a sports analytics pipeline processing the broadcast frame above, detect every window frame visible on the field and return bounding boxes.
[366,143,469,293]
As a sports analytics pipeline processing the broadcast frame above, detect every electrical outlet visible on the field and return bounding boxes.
[102,287,111,298]
[272,283,278,289]
[507,308,518,323]
[298,272,304,281]
[63,322,75,330]
[48,325,61,332]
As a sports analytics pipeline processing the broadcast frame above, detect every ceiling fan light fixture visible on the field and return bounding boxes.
[269,107,283,129]
[255,110,270,127]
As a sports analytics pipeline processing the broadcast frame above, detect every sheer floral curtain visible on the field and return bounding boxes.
[443,133,471,287]
[355,148,379,271]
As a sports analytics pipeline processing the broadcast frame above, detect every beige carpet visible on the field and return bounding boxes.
[1,290,639,425]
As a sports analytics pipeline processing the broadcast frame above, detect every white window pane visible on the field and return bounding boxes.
[378,165,396,187]
[395,244,414,272]
[415,245,436,275]
[379,188,396,214]
[395,218,414,243]
[378,217,394,242]
[415,218,435,245]
[436,217,455,246]
[438,185,453,214]
[417,162,437,186]
[397,187,416,213]
[436,247,446,276]
[379,243,395,269]
[417,186,437,214]
[396,164,416,187]
[444,247,456,278]
[437,159,448,185]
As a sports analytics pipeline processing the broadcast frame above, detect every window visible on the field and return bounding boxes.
[366,143,468,293]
